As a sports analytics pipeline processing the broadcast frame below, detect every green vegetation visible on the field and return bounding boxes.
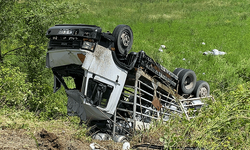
[1,0,250,149]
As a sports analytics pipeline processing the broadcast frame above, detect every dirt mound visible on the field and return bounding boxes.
[38,129,64,150]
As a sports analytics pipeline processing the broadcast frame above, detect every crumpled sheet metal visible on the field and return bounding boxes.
[66,89,112,121]
[66,90,87,121]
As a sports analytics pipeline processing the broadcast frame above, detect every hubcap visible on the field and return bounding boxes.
[120,31,130,47]
[184,76,194,90]
[199,87,208,97]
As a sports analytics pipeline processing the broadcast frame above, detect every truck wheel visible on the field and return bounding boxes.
[112,25,133,56]
[173,68,184,76]
[193,80,210,97]
[178,69,196,94]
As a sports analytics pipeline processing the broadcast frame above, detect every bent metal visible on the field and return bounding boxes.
[45,24,211,142]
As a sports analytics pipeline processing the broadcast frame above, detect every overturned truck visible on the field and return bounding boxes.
[46,24,211,141]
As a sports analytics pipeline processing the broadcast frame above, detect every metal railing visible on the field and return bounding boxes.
[112,68,213,136]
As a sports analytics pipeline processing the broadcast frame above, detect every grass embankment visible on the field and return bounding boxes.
[1,0,250,149]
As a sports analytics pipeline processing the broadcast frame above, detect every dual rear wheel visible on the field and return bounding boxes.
[173,68,210,97]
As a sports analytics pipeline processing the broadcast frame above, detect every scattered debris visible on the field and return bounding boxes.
[122,141,130,150]
[203,49,226,55]
[202,42,206,45]
[159,45,166,52]
[183,58,186,60]
[90,143,106,150]
[90,143,99,150]
[89,143,95,150]
[92,133,111,141]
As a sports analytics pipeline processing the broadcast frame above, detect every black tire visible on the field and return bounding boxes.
[193,80,210,97]
[178,69,196,94]
[173,68,184,76]
[112,25,133,56]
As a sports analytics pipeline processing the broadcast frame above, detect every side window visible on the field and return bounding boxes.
[87,78,113,108]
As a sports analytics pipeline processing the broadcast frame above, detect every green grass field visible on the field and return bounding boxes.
[65,0,250,93]
[1,0,250,149]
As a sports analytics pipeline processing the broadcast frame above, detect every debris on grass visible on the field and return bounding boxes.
[203,49,226,55]
[122,141,130,150]
[159,45,166,52]
[90,142,108,150]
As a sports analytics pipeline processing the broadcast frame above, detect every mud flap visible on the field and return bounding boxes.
[66,90,86,121]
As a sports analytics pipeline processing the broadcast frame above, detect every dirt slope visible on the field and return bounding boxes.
[0,128,160,150]
[0,129,90,150]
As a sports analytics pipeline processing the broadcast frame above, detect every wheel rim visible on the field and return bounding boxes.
[199,86,208,97]
[184,76,194,90]
[120,30,130,47]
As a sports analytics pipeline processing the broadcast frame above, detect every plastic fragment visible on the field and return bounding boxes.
[90,143,96,150]
[90,143,101,150]
[159,45,166,52]
[202,42,205,45]
[122,142,130,150]
[203,49,226,55]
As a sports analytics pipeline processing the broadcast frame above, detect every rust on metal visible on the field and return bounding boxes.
[153,65,161,72]
[77,53,86,63]
[137,68,176,96]
[162,71,172,79]
[152,64,171,79]
[152,95,162,111]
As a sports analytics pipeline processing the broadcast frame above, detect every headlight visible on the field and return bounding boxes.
[82,41,95,51]
[58,29,72,35]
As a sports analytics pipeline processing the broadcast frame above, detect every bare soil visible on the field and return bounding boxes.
[0,128,162,150]
[0,129,90,150]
